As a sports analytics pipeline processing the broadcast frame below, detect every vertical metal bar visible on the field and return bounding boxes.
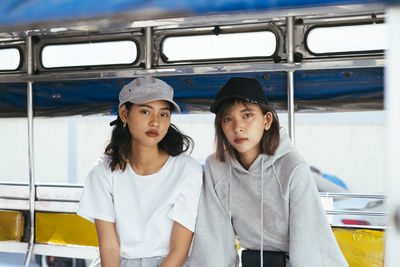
[384,6,400,267]
[68,118,77,184]
[287,71,295,145]
[287,17,294,63]
[145,27,153,69]
[24,33,35,267]
[286,16,295,146]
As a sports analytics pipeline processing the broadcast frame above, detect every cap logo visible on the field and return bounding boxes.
[246,98,259,104]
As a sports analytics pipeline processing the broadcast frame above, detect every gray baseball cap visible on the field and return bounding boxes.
[118,76,181,113]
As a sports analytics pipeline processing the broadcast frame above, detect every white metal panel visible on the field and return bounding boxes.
[0,199,29,210]
[35,201,78,213]
[36,186,83,201]
[0,184,29,199]
[0,241,28,253]
[384,5,400,267]
[33,244,98,259]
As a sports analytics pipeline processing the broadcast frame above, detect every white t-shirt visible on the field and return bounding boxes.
[77,153,203,259]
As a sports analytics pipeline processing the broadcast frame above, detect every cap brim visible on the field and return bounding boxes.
[120,97,181,113]
[210,95,249,113]
[169,100,181,113]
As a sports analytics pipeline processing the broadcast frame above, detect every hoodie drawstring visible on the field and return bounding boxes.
[229,163,233,255]
[260,156,264,267]
[229,158,264,267]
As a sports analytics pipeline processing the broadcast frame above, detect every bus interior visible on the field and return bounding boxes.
[1,0,400,266]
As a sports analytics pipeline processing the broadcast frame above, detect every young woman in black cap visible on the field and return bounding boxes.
[190,77,347,267]
[78,77,202,267]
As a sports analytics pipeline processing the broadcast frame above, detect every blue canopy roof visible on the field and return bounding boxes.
[0,69,384,117]
[0,0,394,28]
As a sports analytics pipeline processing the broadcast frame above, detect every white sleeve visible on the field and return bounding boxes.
[168,158,203,232]
[77,163,115,223]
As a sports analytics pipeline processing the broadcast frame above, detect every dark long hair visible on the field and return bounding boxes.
[105,102,193,171]
[214,99,280,162]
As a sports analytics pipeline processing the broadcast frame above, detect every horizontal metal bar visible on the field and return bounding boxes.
[0,184,29,199]
[326,209,388,217]
[0,241,28,254]
[320,192,388,199]
[0,199,30,210]
[0,57,384,83]
[33,244,98,259]
[36,186,82,201]
[0,242,97,259]
[35,201,78,213]
[331,224,386,230]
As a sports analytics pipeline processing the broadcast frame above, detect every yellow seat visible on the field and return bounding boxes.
[333,227,384,267]
[0,210,24,241]
[36,212,98,246]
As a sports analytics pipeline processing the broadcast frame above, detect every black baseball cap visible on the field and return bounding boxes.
[210,77,268,113]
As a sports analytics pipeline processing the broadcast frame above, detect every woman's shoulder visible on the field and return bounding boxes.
[171,153,202,171]
[272,151,311,187]
[277,150,305,167]
[82,155,115,190]
[205,153,231,171]
[168,154,203,187]
[88,154,113,176]
[205,153,221,166]
[203,153,230,185]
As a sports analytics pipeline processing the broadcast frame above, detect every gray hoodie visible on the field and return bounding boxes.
[190,128,348,267]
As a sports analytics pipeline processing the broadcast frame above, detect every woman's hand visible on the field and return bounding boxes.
[95,219,120,267]
[160,221,194,267]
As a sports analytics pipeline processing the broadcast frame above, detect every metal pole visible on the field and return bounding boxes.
[286,16,295,146]
[384,5,400,267]
[24,33,35,267]
[145,27,153,69]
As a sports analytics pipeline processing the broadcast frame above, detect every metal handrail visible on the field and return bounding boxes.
[320,192,388,199]
[24,33,35,267]
[326,210,388,217]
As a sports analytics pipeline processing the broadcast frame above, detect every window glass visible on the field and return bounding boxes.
[41,40,137,68]
[162,31,276,61]
[307,24,387,54]
[0,48,20,70]
[32,117,112,184]
[0,118,28,183]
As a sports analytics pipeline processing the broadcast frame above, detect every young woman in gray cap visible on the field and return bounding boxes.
[190,77,347,267]
[78,77,202,267]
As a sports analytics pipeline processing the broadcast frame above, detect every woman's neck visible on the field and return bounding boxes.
[129,143,169,175]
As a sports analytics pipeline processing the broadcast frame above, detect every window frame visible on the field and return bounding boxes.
[37,34,142,71]
[304,21,386,56]
[159,27,279,64]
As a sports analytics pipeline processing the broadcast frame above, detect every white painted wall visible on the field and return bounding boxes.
[0,111,385,193]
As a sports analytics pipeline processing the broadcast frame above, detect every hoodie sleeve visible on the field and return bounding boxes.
[190,157,239,267]
[288,163,348,267]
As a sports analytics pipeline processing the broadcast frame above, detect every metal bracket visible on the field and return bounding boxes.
[394,206,400,232]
